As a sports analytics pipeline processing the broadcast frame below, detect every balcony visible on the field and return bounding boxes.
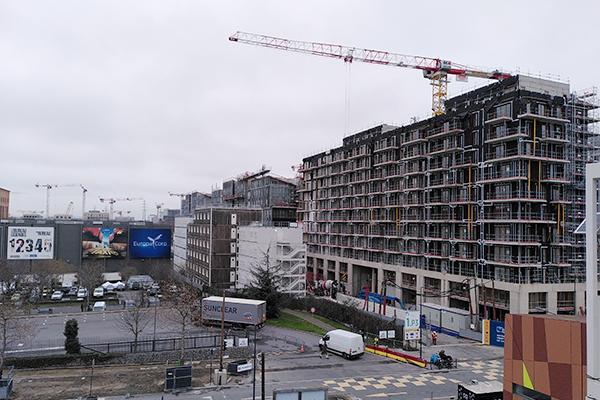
[486,255,540,266]
[484,190,546,202]
[482,211,555,223]
[485,127,528,143]
[518,109,569,123]
[479,169,529,183]
[484,234,542,245]
[485,147,566,163]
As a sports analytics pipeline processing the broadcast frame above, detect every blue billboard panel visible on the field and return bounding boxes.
[490,320,505,347]
[129,228,172,259]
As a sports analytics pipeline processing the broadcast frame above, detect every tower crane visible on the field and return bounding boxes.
[35,183,88,218]
[229,31,511,116]
[99,197,146,221]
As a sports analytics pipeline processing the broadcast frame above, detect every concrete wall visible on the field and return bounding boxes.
[237,225,306,295]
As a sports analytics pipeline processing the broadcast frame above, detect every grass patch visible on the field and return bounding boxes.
[266,311,326,336]
[310,313,349,331]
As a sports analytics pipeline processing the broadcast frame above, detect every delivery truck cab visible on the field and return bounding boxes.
[319,329,364,360]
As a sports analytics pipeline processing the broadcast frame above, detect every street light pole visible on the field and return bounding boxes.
[252,326,257,399]
[152,303,158,351]
[419,287,423,360]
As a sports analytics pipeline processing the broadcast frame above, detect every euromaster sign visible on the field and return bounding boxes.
[129,228,172,259]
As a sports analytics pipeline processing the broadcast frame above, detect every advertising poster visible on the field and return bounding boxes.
[82,227,128,258]
[7,226,54,260]
[129,228,172,259]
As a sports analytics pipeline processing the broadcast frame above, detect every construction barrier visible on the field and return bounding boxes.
[365,344,427,368]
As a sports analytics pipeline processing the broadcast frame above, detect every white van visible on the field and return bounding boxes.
[318,329,364,360]
[92,301,106,312]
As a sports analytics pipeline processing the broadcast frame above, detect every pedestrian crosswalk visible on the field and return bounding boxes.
[323,374,463,392]
[322,359,504,393]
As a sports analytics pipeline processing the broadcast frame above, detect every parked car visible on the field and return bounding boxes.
[51,291,64,301]
[10,293,21,302]
[124,299,137,309]
[77,288,88,299]
[93,287,104,298]
[68,287,79,296]
[318,329,364,360]
[92,301,106,312]
[148,296,160,307]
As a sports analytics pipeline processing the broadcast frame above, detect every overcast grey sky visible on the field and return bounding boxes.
[1,1,598,218]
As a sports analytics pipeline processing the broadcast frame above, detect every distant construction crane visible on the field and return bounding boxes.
[99,197,146,221]
[35,183,87,217]
[229,31,511,116]
[155,203,165,221]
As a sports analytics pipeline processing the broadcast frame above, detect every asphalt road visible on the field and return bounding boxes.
[93,325,503,400]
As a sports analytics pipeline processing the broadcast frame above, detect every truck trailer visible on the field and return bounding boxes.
[201,296,266,327]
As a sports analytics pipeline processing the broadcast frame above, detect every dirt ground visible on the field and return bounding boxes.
[12,363,210,400]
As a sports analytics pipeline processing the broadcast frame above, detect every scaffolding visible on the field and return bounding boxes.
[566,87,600,282]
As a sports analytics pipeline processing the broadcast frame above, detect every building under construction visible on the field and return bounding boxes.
[300,75,598,318]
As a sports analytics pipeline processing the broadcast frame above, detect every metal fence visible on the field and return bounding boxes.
[81,332,249,355]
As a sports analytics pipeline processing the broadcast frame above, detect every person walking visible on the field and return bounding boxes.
[320,339,329,359]
[431,331,438,345]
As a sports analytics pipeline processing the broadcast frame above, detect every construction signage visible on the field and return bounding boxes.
[404,311,420,341]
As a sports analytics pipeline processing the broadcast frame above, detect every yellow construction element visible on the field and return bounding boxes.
[395,207,400,228]
[430,73,448,116]
[523,363,534,389]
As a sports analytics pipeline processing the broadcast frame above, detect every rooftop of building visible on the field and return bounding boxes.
[0,187,9,193]
[303,74,572,162]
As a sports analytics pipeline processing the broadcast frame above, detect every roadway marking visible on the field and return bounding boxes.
[367,393,407,398]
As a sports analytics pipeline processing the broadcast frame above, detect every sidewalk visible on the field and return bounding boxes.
[283,309,336,331]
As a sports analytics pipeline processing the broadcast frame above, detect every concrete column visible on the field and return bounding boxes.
[371,267,378,293]
[575,283,585,315]
[334,260,340,282]
[377,267,385,294]
[509,290,521,315]
[416,273,425,302]
[519,290,530,315]
[347,264,354,296]
[440,279,450,308]
[394,270,403,301]
[547,290,558,315]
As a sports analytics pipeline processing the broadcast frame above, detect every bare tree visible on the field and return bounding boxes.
[0,302,35,370]
[115,293,152,352]
[78,262,104,291]
[32,260,71,292]
[161,282,200,359]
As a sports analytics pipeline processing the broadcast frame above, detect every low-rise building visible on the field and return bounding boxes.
[236,225,306,296]
[186,207,262,289]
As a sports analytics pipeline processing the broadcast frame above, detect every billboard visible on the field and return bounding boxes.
[82,227,128,259]
[129,228,172,259]
[7,226,54,260]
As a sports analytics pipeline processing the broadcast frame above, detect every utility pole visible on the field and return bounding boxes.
[419,287,423,360]
[252,326,258,399]
[261,352,265,400]
[219,290,226,372]
[88,357,95,398]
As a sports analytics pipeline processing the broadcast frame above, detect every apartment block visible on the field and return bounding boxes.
[173,216,193,279]
[236,225,306,296]
[186,208,262,289]
[0,188,9,219]
[300,75,598,317]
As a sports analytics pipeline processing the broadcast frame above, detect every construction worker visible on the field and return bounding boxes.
[431,331,438,345]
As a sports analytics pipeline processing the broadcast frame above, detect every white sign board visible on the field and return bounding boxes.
[387,330,396,339]
[238,338,249,347]
[236,362,252,373]
[404,311,421,341]
[224,338,234,349]
[7,226,54,260]
[379,330,387,339]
